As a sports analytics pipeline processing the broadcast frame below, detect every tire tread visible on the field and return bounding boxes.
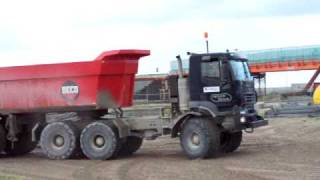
[80,121,121,160]
[221,131,242,153]
[180,117,221,159]
[40,121,79,160]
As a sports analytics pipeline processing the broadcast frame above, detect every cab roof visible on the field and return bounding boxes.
[190,52,248,61]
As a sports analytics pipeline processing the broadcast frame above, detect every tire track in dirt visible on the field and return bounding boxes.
[0,117,319,180]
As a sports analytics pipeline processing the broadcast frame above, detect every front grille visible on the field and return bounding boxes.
[243,93,256,111]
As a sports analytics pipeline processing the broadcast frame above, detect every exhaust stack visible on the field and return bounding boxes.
[176,55,190,111]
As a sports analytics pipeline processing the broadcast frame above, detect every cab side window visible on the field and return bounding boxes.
[201,61,220,86]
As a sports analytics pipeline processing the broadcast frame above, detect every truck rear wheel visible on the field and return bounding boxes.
[40,122,80,160]
[80,121,121,160]
[119,136,143,156]
[221,131,242,153]
[180,117,221,159]
[0,125,6,152]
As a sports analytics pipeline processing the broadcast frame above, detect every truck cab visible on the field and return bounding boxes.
[169,52,268,159]
[188,53,266,130]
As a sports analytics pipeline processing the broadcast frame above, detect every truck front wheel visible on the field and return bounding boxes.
[80,121,121,160]
[40,122,80,160]
[180,117,221,159]
[221,131,242,153]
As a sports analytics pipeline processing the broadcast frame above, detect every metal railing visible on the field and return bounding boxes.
[134,92,170,103]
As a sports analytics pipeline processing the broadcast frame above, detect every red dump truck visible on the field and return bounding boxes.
[0,49,267,160]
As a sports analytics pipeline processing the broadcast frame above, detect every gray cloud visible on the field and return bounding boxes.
[84,0,320,28]
[266,0,320,16]
[201,0,320,18]
[0,31,22,52]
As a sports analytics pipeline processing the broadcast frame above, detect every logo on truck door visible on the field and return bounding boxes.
[210,93,232,103]
[61,81,80,101]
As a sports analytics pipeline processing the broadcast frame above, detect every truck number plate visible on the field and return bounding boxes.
[203,86,220,93]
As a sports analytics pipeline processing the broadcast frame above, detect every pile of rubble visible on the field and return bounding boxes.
[256,98,320,118]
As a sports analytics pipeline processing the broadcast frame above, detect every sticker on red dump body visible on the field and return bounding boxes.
[61,81,80,101]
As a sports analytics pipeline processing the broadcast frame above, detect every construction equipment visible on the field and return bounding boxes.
[0,49,267,160]
[282,66,320,98]
[313,85,320,104]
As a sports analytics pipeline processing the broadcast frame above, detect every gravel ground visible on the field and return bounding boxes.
[0,117,319,180]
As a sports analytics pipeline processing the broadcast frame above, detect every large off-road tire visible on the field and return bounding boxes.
[221,131,242,153]
[0,125,6,152]
[80,121,121,160]
[180,117,221,159]
[40,121,81,160]
[5,128,37,156]
[119,136,143,156]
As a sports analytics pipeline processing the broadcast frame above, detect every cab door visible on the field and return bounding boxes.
[201,60,221,94]
[200,58,233,107]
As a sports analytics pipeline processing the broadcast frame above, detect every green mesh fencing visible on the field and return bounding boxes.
[243,45,320,64]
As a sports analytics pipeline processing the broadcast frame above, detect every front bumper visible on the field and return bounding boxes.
[245,115,268,129]
[247,118,268,128]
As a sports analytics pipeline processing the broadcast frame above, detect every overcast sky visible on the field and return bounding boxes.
[0,0,320,87]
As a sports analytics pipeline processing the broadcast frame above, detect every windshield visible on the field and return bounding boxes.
[229,60,253,81]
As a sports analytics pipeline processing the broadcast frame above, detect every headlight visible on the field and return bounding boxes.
[240,116,246,123]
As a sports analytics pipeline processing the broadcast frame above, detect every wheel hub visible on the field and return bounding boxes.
[94,135,105,148]
[191,133,200,146]
[54,135,65,147]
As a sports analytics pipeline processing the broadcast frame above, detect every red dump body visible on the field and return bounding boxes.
[0,50,150,113]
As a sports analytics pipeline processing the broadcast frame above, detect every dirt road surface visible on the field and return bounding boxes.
[0,117,319,180]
